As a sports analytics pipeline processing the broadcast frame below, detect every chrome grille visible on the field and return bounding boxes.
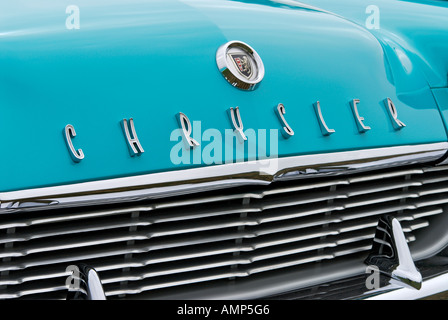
[1,164,448,299]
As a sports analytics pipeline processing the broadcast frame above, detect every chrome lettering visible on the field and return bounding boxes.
[313,101,335,136]
[228,106,247,143]
[385,98,406,130]
[121,118,145,156]
[177,112,200,149]
[64,124,84,163]
[351,99,371,133]
[275,103,294,138]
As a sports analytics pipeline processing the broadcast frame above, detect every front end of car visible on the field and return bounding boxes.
[1,0,448,300]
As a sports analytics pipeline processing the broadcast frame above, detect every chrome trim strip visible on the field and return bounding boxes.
[1,142,447,213]
[264,256,448,300]
[362,273,448,300]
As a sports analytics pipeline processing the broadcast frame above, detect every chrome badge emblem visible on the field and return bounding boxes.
[216,40,264,90]
[229,53,252,79]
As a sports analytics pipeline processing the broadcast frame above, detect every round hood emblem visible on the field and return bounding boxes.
[216,41,265,91]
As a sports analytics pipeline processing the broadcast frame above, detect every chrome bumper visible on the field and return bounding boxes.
[267,254,448,300]
[360,272,448,300]
[268,217,448,300]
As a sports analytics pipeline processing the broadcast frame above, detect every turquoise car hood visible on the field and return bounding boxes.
[0,0,446,192]
[294,0,448,89]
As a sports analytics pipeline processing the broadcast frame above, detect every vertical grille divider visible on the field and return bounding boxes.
[0,227,15,292]
[400,174,411,235]
[118,211,140,298]
[318,184,337,254]
[230,197,251,280]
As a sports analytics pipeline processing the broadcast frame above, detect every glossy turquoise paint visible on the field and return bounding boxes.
[432,88,448,130]
[299,0,448,88]
[0,0,446,192]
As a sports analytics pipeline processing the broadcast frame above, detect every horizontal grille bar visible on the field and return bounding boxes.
[1,164,447,299]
